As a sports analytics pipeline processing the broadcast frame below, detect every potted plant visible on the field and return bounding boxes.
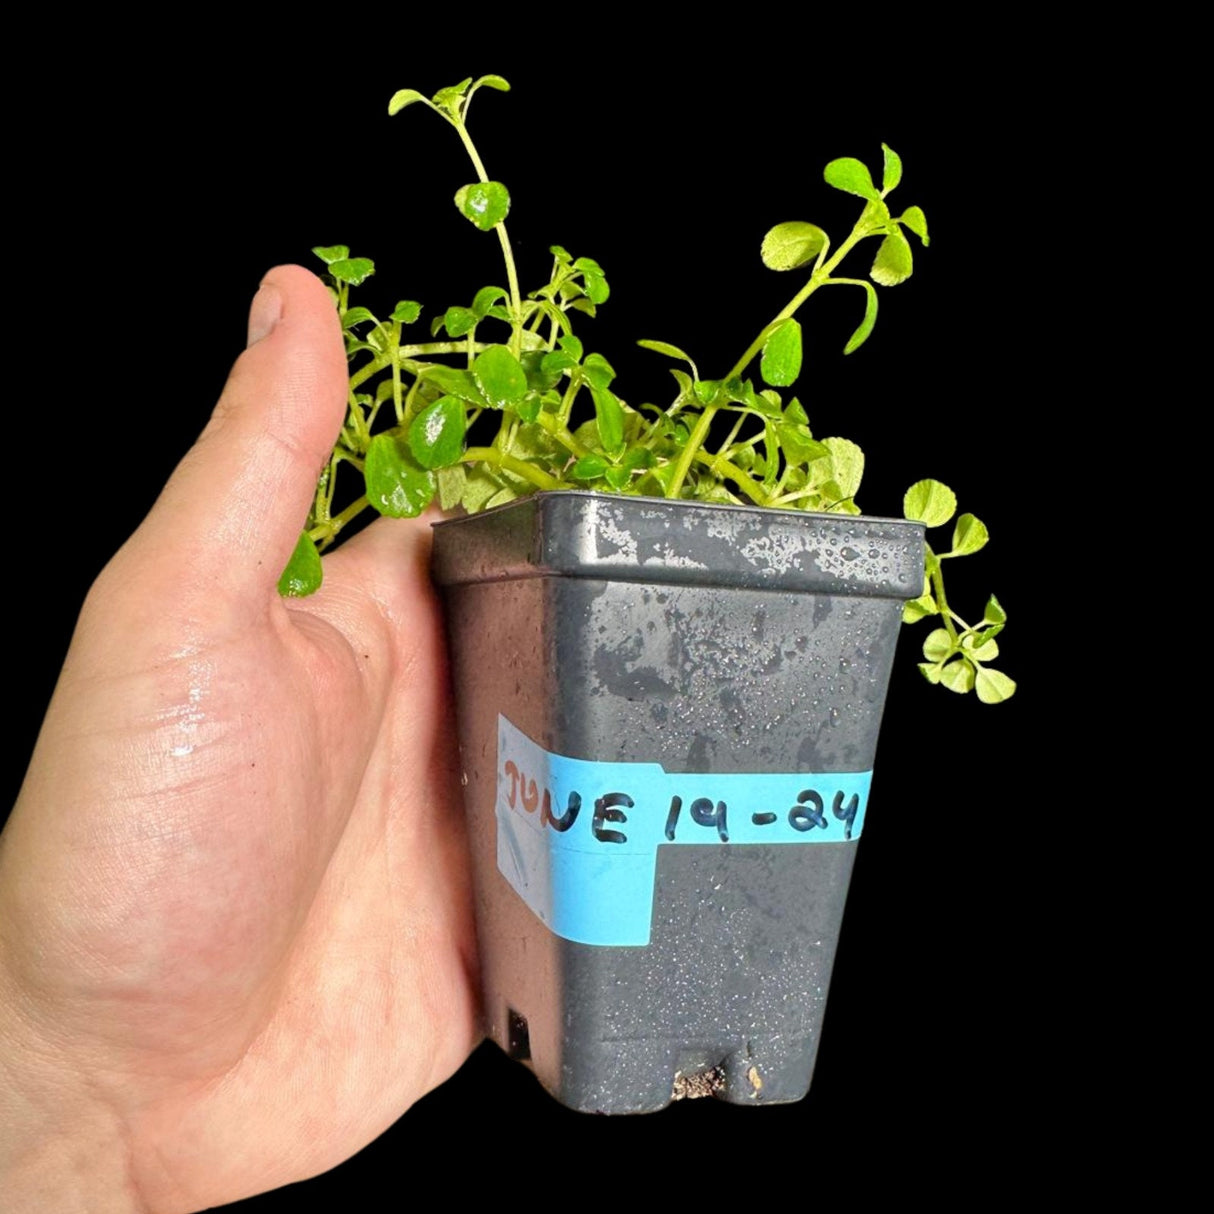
[273,73,1016,1114]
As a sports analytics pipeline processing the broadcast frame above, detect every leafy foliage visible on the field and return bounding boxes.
[292,75,1012,701]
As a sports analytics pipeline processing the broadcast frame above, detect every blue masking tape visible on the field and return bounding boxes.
[495,715,872,947]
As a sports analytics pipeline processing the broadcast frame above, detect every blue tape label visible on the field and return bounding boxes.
[495,715,871,947]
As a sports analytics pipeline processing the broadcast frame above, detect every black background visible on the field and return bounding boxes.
[7,44,1062,1204]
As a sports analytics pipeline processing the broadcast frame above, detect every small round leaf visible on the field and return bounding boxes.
[278,532,322,597]
[975,667,1017,704]
[922,628,954,663]
[871,230,914,287]
[328,257,375,286]
[365,433,435,517]
[761,222,828,271]
[454,181,511,231]
[408,396,467,469]
[823,157,880,201]
[473,345,527,407]
[939,658,975,694]
[761,318,803,388]
[952,513,989,556]
[904,480,957,528]
[312,245,349,265]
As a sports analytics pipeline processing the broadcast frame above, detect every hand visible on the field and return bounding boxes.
[0,266,479,1212]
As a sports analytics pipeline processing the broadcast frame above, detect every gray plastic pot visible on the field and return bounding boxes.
[431,491,924,1113]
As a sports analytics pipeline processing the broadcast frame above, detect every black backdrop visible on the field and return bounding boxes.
[7,47,1055,1205]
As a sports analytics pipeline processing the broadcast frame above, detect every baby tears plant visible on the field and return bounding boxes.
[279,74,1015,704]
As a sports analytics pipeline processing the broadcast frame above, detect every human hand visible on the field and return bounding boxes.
[0,266,479,1212]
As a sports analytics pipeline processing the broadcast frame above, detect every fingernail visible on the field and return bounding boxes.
[247,282,283,347]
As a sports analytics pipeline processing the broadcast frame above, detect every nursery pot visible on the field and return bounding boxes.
[431,491,924,1113]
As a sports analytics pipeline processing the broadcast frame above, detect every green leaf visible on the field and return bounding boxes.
[312,245,349,265]
[784,397,809,426]
[329,257,375,286]
[638,339,694,365]
[583,270,610,304]
[460,467,507,513]
[558,334,583,362]
[940,658,975,694]
[573,256,604,274]
[432,78,473,114]
[278,532,322,597]
[823,157,880,201]
[454,181,511,231]
[904,479,957,527]
[420,365,485,404]
[408,395,467,469]
[670,368,695,400]
[388,89,428,115]
[694,379,719,405]
[962,633,1000,662]
[604,465,631,491]
[471,74,510,93]
[901,594,938,623]
[922,628,955,663]
[761,222,829,271]
[472,286,507,317]
[473,345,527,407]
[899,205,930,245]
[582,352,617,389]
[365,433,435,518]
[918,662,943,685]
[843,281,879,355]
[776,423,830,466]
[442,305,477,338]
[984,595,1007,626]
[540,350,578,378]
[484,487,519,510]
[391,300,422,324]
[951,513,989,556]
[881,143,903,194]
[592,386,625,454]
[871,229,914,286]
[975,667,1017,704]
[761,318,803,387]
[436,464,467,512]
[823,437,865,498]
[573,453,608,480]
[341,306,376,329]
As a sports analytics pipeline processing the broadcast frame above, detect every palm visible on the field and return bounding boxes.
[0,269,479,1211]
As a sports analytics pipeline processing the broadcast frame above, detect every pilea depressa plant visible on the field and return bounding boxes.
[277,73,1015,705]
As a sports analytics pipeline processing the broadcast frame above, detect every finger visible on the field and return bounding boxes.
[131,265,346,605]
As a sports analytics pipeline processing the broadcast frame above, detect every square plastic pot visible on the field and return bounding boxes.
[431,491,924,1113]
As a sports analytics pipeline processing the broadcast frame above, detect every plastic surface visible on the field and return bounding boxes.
[432,492,924,1113]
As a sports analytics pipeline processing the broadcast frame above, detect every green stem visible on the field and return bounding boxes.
[462,447,561,491]
[690,451,768,506]
[452,120,523,360]
[926,546,959,644]
[309,494,369,548]
[666,217,880,499]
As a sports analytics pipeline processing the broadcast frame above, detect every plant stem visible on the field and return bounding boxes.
[925,546,959,644]
[452,120,523,360]
[665,217,879,500]
[462,447,561,491]
[309,495,369,548]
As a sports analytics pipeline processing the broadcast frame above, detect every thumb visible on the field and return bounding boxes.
[130,264,346,605]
